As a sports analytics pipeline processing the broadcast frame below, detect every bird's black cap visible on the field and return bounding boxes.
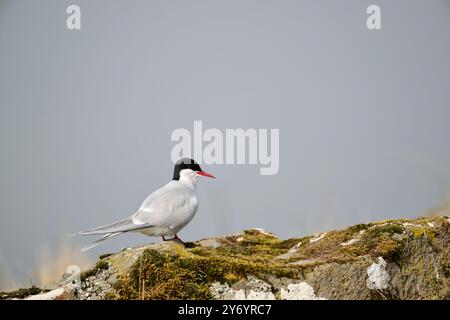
[173,158,202,180]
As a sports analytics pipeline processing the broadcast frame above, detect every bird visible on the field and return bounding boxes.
[72,158,215,252]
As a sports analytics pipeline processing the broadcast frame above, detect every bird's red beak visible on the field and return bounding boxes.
[197,171,216,179]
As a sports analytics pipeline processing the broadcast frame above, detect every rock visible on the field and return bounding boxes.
[211,276,275,300]
[196,238,223,249]
[2,216,449,300]
[280,282,326,300]
[24,288,66,300]
[309,233,327,243]
[366,257,390,290]
[289,258,320,266]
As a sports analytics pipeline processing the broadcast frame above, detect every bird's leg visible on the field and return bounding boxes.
[173,234,185,244]
[162,234,184,245]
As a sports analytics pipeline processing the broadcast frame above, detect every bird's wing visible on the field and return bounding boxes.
[72,183,194,236]
[131,186,195,227]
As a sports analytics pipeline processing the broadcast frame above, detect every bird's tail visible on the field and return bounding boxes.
[80,232,122,252]
[70,217,137,236]
[69,217,154,252]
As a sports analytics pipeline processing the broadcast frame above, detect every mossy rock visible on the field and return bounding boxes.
[96,217,449,299]
[7,217,449,300]
[0,286,47,300]
[80,259,110,282]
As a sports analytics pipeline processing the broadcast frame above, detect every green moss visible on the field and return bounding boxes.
[409,226,436,240]
[214,236,286,259]
[80,259,110,282]
[206,231,297,259]
[243,229,270,236]
[347,223,374,233]
[357,224,406,261]
[112,222,410,300]
[366,224,404,236]
[114,242,300,300]
[285,222,407,263]
[99,253,114,260]
[274,237,310,250]
[287,228,362,263]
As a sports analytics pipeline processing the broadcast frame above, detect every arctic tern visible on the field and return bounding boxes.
[73,158,215,252]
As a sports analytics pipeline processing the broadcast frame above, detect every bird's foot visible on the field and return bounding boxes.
[171,234,185,246]
[161,234,185,246]
[172,235,197,248]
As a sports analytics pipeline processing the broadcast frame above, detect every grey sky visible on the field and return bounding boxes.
[1,0,449,289]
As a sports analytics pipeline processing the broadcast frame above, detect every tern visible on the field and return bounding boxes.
[73,158,215,252]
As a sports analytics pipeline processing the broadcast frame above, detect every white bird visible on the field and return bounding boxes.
[73,158,215,252]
